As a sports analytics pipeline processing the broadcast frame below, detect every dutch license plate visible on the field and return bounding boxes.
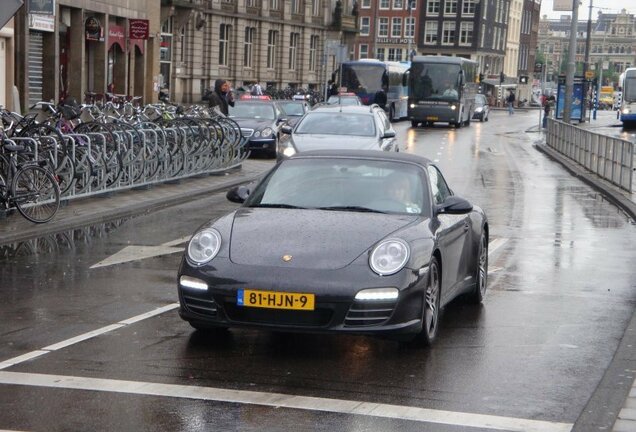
[426,116,439,121]
[237,289,315,310]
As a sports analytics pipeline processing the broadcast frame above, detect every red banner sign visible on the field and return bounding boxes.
[129,19,149,40]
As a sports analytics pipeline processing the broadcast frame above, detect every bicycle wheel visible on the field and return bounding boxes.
[12,165,61,223]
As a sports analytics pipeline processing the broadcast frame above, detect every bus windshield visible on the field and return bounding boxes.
[342,63,387,97]
[410,63,461,101]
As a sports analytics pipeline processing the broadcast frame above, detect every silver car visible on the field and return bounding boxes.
[277,104,398,160]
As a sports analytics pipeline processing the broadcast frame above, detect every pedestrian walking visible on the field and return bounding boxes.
[250,82,263,96]
[208,79,235,115]
[507,90,516,115]
[542,99,551,128]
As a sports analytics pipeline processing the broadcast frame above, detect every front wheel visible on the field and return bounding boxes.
[410,256,441,347]
[467,232,488,304]
[411,120,419,128]
[12,165,61,223]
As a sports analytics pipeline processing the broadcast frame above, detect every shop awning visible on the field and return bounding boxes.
[108,25,126,51]
[129,38,144,55]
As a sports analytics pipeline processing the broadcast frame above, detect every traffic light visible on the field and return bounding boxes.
[500,71,505,84]
[534,63,543,73]
[479,73,484,83]
[519,75,528,84]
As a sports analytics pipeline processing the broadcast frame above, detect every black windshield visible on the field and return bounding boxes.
[410,63,461,101]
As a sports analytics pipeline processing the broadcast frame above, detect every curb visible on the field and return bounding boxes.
[0,169,264,247]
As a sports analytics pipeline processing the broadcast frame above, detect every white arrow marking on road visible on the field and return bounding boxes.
[90,235,191,269]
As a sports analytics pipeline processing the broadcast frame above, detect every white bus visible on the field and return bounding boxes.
[338,59,409,121]
[618,68,636,127]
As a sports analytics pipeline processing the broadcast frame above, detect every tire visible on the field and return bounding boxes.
[411,120,418,128]
[467,232,488,304]
[12,165,61,223]
[389,105,395,122]
[415,256,441,346]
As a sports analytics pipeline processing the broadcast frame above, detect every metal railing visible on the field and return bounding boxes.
[546,118,634,193]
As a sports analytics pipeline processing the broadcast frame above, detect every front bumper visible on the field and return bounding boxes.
[246,138,276,151]
[177,256,428,336]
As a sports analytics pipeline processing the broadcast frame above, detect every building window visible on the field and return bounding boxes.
[289,32,299,70]
[480,23,485,48]
[312,0,321,15]
[267,30,278,69]
[309,35,319,71]
[271,0,280,9]
[405,16,415,38]
[362,0,371,7]
[376,47,386,61]
[378,17,389,36]
[424,21,438,44]
[360,44,369,58]
[244,27,255,67]
[426,0,440,15]
[388,48,403,61]
[444,0,457,15]
[380,0,390,8]
[219,23,231,66]
[462,0,476,15]
[360,16,370,35]
[442,21,455,44]
[459,22,473,45]
[393,0,403,8]
[291,0,301,13]
[409,0,417,10]
[391,17,402,37]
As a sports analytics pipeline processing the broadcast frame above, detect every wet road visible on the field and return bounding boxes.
[0,110,635,431]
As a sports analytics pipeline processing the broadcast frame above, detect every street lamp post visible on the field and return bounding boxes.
[563,0,579,123]
[581,0,593,122]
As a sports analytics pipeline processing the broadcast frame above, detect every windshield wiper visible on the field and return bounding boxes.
[317,206,386,213]
[249,203,306,209]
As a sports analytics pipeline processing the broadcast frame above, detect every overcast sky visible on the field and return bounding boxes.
[539,0,630,19]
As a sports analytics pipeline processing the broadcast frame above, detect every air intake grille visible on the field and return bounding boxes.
[182,293,218,317]
[344,300,396,327]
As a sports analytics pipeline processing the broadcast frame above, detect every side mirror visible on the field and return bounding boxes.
[226,185,250,203]
[281,125,293,134]
[381,130,396,139]
[276,117,288,125]
[437,196,473,215]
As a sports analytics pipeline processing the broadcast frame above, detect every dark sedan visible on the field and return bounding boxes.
[276,105,397,160]
[228,99,286,157]
[275,100,310,127]
[472,94,490,122]
[177,150,489,346]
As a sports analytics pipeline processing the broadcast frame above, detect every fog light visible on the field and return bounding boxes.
[355,288,399,301]
[180,275,208,290]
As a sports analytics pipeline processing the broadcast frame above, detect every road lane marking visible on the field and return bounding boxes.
[488,238,509,256]
[0,303,179,371]
[90,236,191,269]
[0,371,573,432]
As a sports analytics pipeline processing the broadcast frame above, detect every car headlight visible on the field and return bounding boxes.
[409,103,415,109]
[253,130,261,137]
[450,105,457,111]
[283,145,297,157]
[475,107,483,113]
[623,108,631,114]
[187,228,221,265]
[261,127,273,137]
[369,238,410,276]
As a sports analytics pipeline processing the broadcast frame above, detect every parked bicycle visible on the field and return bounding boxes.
[0,129,60,223]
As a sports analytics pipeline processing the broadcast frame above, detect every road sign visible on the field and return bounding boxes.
[585,71,594,80]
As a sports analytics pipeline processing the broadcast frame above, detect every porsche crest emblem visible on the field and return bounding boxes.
[282,255,293,262]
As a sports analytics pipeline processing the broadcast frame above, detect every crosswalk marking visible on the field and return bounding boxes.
[0,371,573,432]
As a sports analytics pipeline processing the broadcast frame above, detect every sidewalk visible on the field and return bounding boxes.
[533,116,636,432]
[0,159,274,247]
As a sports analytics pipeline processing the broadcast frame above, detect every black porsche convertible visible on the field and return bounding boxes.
[177,150,488,345]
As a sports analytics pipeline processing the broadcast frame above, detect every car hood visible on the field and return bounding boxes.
[228,208,418,269]
[291,134,381,151]
[232,118,275,129]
